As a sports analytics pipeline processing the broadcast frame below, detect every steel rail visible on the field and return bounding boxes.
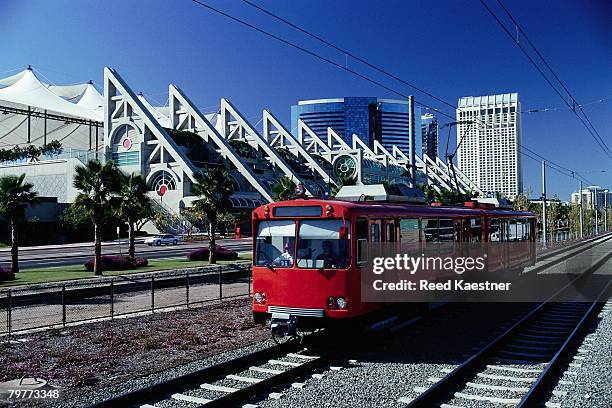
[200,353,330,408]
[517,279,612,407]
[88,340,300,408]
[89,300,446,407]
[407,248,612,407]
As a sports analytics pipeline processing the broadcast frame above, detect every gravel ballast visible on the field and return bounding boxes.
[256,303,534,408]
[0,298,270,407]
[545,299,612,408]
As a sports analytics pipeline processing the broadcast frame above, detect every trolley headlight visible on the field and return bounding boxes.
[336,297,347,309]
[254,292,267,304]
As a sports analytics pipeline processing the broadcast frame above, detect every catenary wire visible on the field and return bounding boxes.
[478,0,612,159]
[494,0,611,157]
[195,1,609,188]
[231,0,601,185]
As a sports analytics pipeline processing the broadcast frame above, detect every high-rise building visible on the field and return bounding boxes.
[421,113,438,160]
[456,93,522,199]
[291,97,422,155]
[571,186,611,210]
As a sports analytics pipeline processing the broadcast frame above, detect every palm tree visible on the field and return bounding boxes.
[192,166,234,264]
[0,174,39,273]
[73,160,121,275]
[272,176,296,201]
[116,173,152,258]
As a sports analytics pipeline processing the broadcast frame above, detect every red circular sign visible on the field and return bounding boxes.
[122,138,132,150]
[158,185,168,196]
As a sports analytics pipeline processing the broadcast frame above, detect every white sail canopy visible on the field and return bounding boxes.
[0,68,103,121]
[48,83,88,100]
[76,83,104,111]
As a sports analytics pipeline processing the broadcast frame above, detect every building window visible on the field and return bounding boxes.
[149,171,177,196]
[111,151,140,166]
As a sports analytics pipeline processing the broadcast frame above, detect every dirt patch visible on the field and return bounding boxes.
[0,298,268,404]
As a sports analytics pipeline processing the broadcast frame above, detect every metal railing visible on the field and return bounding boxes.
[40,148,105,164]
[0,263,251,337]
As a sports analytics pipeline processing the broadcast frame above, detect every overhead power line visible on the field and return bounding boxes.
[189,0,600,187]
[523,96,612,114]
[190,0,441,114]
[237,0,602,184]
[241,0,457,112]
[479,0,612,160]
[493,0,610,157]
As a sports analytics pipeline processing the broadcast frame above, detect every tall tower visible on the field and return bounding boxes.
[456,93,522,199]
[421,113,438,160]
[290,97,421,155]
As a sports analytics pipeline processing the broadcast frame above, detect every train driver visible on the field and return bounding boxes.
[272,242,294,266]
[316,240,338,268]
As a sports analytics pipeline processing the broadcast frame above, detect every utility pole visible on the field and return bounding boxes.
[579,180,583,239]
[605,189,608,232]
[541,160,547,248]
[594,186,599,235]
[408,95,416,188]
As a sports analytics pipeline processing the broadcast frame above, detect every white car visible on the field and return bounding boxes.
[145,234,179,246]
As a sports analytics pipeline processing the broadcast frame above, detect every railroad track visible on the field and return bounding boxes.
[403,248,612,408]
[88,336,324,408]
[89,309,432,408]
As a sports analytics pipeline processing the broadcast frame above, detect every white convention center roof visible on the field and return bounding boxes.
[0,67,217,152]
[0,67,105,151]
[0,67,103,121]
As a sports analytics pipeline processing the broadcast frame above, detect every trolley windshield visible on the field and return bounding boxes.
[255,220,296,267]
[296,220,350,269]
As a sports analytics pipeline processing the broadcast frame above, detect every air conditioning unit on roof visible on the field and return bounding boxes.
[334,184,426,204]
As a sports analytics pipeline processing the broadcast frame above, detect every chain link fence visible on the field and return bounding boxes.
[0,263,251,337]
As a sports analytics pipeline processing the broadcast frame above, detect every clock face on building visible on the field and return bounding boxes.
[333,155,357,178]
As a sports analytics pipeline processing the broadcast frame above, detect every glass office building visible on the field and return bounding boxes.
[421,113,439,160]
[291,97,421,155]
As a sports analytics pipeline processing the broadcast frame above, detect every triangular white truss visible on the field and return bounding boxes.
[219,99,311,195]
[263,110,336,187]
[104,67,198,186]
[168,85,274,202]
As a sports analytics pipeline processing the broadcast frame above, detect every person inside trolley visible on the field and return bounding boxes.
[315,240,339,268]
[272,240,294,266]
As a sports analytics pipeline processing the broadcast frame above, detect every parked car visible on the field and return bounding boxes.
[145,234,179,246]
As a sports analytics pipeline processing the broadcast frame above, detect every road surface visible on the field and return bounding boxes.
[0,238,252,270]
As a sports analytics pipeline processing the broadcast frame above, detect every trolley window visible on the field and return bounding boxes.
[424,219,439,242]
[438,219,454,241]
[297,220,350,269]
[509,219,519,241]
[469,218,483,242]
[400,218,421,246]
[255,220,296,267]
[514,218,529,241]
[490,218,500,241]
[356,218,368,265]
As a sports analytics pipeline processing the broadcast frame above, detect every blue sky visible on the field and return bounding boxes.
[1,0,610,199]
